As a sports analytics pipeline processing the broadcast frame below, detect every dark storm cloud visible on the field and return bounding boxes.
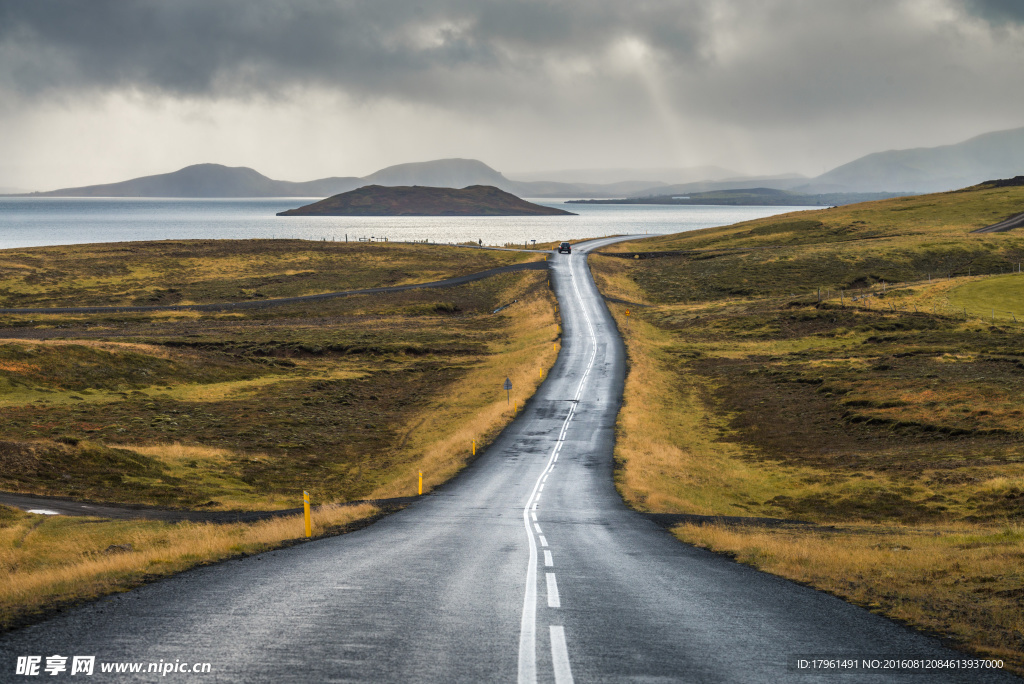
[962,0,1024,24]
[0,0,709,101]
[3,0,1024,183]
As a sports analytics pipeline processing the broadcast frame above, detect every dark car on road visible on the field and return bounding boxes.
[558,242,572,254]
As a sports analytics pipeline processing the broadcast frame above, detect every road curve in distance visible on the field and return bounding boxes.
[972,211,1024,233]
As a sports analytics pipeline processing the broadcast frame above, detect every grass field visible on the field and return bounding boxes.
[601,181,1024,304]
[590,181,1024,670]
[0,239,558,630]
[948,274,1024,321]
[0,501,377,631]
[0,239,535,308]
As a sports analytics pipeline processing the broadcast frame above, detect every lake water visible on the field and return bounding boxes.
[0,197,820,249]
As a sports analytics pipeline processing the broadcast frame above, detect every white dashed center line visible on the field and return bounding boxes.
[550,626,575,684]
[518,250,599,684]
[546,573,561,608]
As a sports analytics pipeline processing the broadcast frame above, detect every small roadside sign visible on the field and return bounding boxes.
[625,309,630,317]
[504,377,513,404]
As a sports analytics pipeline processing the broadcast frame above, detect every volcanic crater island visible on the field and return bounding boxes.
[277,184,576,216]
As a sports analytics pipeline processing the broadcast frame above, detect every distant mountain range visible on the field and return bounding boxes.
[629,127,1024,196]
[809,127,1024,193]
[16,125,1024,198]
[25,164,361,199]
[21,158,680,199]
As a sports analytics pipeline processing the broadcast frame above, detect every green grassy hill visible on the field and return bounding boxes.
[601,181,1024,304]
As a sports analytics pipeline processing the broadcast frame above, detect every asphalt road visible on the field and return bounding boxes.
[1,237,1018,683]
[972,211,1024,233]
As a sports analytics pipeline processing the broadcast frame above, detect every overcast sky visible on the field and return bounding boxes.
[1,0,1023,190]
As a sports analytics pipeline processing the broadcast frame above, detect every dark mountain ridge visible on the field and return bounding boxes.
[27,163,361,198]
[277,185,575,217]
[24,158,677,199]
[808,126,1024,193]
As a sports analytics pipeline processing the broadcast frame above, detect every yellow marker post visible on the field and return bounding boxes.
[472,439,476,456]
[303,491,312,538]
[539,368,542,379]
[418,471,423,496]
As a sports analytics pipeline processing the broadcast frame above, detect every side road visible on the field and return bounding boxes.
[972,210,1024,233]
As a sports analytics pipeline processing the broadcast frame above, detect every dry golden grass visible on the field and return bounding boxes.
[111,442,301,510]
[124,441,234,464]
[602,184,1024,254]
[0,262,565,638]
[589,243,1024,671]
[0,502,376,631]
[586,254,651,305]
[591,266,803,515]
[593,259,1024,519]
[0,238,567,638]
[0,338,174,358]
[675,522,1024,673]
[0,360,366,409]
[369,275,560,498]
